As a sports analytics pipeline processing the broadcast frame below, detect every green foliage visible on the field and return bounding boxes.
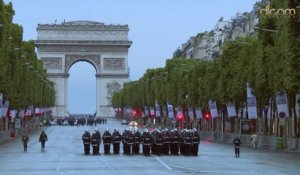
[0,0,55,110]
[112,0,300,120]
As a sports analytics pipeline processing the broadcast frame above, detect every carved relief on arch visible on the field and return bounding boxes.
[65,54,100,72]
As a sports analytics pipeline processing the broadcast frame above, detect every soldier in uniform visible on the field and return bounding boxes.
[150,130,157,154]
[82,129,91,155]
[182,130,192,155]
[154,130,163,155]
[122,129,129,154]
[133,129,141,154]
[141,129,151,156]
[170,128,180,155]
[162,129,171,155]
[102,129,112,154]
[112,129,121,154]
[191,128,200,156]
[126,130,134,155]
[179,130,186,155]
[91,129,101,155]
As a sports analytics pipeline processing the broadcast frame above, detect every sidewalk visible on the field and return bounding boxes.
[0,125,42,144]
[200,131,300,154]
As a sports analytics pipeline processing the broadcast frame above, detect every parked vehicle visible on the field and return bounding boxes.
[121,120,129,125]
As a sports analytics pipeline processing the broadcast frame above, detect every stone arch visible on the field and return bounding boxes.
[65,54,100,73]
[35,20,132,118]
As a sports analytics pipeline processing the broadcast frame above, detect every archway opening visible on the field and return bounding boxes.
[68,61,96,115]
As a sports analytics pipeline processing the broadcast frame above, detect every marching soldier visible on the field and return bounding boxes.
[91,129,101,155]
[191,129,200,156]
[82,129,91,155]
[126,130,134,155]
[162,129,171,155]
[150,130,156,154]
[102,129,112,154]
[112,129,121,154]
[133,129,141,154]
[179,130,185,155]
[170,128,180,155]
[122,129,129,154]
[141,129,152,156]
[154,130,164,155]
[182,130,192,155]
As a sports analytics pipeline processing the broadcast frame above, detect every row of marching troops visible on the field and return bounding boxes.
[81,128,200,156]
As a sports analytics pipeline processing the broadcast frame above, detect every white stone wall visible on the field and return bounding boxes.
[96,77,128,117]
[37,30,128,41]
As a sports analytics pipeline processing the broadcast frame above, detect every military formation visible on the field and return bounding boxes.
[81,128,200,156]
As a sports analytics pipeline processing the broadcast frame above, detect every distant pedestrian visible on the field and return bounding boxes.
[251,133,258,149]
[39,131,48,151]
[10,130,16,142]
[21,131,29,151]
[233,136,241,158]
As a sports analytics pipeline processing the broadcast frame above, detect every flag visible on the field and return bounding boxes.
[0,100,9,117]
[150,107,155,116]
[276,92,288,118]
[35,108,40,114]
[18,110,25,118]
[125,107,132,117]
[296,94,300,118]
[144,106,149,116]
[209,100,218,118]
[227,102,236,117]
[0,93,3,107]
[195,107,203,119]
[155,102,161,117]
[188,107,194,118]
[246,83,257,119]
[167,103,174,119]
[10,110,17,118]
[176,106,183,118]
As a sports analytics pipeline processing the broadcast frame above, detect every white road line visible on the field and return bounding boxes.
[170,165,198,171]
[155,156,172,171]
[56,157,63,172]
[100,157,115,172]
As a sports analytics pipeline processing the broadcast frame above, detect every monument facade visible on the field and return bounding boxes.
[35,20,132,118]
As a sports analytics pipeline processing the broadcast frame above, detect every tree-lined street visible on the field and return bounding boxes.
[0,119,299,175]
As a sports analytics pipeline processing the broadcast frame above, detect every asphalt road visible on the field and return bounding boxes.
[0,118,299,175]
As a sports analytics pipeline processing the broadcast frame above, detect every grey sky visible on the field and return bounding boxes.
[5,0,258,113]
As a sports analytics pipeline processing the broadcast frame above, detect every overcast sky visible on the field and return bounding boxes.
[5,0,258,113]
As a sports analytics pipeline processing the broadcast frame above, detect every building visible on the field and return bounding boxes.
[174,3,260,61]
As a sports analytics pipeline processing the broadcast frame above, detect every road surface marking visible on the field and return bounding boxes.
[155,156,172,171]
[170,164,198,171]
[100,156,116,172]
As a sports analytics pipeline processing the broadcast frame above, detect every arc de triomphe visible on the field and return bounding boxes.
[35,20,132,118]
